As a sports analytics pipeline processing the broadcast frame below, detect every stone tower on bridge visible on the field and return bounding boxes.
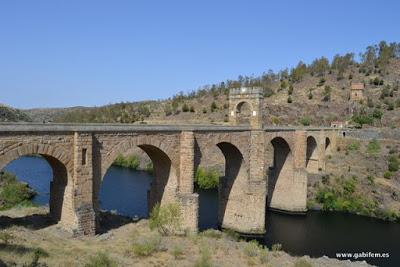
[229,87,264,129]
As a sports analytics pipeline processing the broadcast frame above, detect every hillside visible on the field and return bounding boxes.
[17,41,400,128]
[0,104,32,122]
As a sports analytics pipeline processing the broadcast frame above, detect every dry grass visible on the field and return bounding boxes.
[0,206,372,267]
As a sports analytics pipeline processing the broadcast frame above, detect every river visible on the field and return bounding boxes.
[3,156,399,267]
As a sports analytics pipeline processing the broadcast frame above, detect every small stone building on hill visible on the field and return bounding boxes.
[350,82,365,101]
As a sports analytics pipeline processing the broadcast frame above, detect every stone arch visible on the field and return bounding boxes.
[0,143,73,225]
[97,137,179,215]
[306,136,318,172]
[235,101,253,125]
[267,137,294,210]
[215,141,248,229]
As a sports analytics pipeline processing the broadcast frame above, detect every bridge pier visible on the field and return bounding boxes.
[69,132,96,236]
[178,131,199,233]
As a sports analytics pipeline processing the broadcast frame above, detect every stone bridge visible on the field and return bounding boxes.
[0,87,341,236]
[0,123,338,236]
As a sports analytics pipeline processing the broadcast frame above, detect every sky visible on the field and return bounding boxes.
[0,0,399,109]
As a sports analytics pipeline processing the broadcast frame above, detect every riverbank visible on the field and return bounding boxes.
[0,206,372,267]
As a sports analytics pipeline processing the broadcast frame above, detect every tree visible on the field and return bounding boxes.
[290,61,308,82]
[309,57,330,76]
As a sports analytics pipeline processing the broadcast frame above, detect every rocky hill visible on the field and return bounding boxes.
[0,104,32,122]
[20,41,400,128]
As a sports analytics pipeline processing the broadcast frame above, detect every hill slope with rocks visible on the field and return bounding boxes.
[21,41,400,129]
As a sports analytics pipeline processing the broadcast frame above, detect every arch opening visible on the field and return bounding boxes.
[0,153,70,229]
[97,144,178,232]
[267,137,293,209]
[325,137,331,155]
[306,136,318,172]
[235,101,252,125]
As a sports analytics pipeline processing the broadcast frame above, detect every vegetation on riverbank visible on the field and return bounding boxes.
[0,171,36,210]
[310,175,399,222]
[195,167,219,189]
[112,154,154,174]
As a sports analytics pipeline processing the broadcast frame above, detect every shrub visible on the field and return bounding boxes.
[194,244,212,267]
[308,90,313,100]
[189,106,195,113]
[182,103,189,112]
[200,229,222,239]
[223,228,240,241]
[288,84,294,95]
[366,175,375,185]
[294,259,313,267]
[383,171,393,179]
[171,245,184,260]
[271,243,282,251]
[84,252,117,267]
[317,77,325,86]
[243,240,261,257]
[210,102,217,112]
[132,232,162,257]
[259,248,269,264]
[388,155,399,172]
[0,231,14,245]
[299,117,311,126]
[367,139,380,154]
[287,96,293,103]
[149,203,182,236]
[195,167,219,189]
[346,141,360,151]
[0,174,35,210]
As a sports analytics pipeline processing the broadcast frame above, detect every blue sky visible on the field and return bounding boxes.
[0,0,399,109]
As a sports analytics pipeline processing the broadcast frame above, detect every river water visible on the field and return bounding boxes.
[3,156,399,267]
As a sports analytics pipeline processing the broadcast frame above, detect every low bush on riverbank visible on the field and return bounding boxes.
[113,154,140,169]
[85,252,117,267]
[0,171,36,210]
[149,203,182,236]
[195,167,219,189]
[314,175,400,222]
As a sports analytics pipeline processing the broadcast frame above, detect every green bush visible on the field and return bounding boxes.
[271,243,282,252]
[384,171,393,179]
[182,103,189,112]
[84,252,117,267]
[0,172,36,210]
[367,139,380,154]
[299,117,311,126]
[113,154,140,169]
[388,155,399,172]
[243,240,261,257]
[366,175,375,185]
[149,203,182,236]
[195,167,219,189]
[346,141,360,151]
[132,233,162,257]
[0,231,14,245]
[287,96,293,103]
